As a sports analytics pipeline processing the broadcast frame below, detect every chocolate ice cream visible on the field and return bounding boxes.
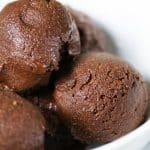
[0,0,80,92]
[23,87,86,150]
[0,90,46,150]
[68,7,106,52]
[54,52,148,144]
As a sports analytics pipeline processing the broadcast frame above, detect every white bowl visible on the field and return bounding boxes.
[1,0,150,150]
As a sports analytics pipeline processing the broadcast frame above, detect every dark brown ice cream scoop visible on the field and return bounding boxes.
[53,52,148,144]
[0,0,81,92]
[0,90,46,150]
[68,7,107,52]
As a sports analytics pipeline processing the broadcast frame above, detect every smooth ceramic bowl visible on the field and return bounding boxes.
[1,0,150,150]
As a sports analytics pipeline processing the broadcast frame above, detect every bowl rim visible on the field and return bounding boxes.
[94,119,150,150]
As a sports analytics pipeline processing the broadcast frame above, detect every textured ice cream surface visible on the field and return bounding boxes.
[54,52,148,144]
[23,87,86,150]
[0,90,46,150]
[0,0,80,92]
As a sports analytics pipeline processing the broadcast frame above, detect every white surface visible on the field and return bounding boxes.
[0,0,150,150]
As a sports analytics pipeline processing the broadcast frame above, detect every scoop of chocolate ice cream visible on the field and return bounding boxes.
[68,7,106,52]
[0,90,46,150]
[0,0,80,92]
[54,52,148,144]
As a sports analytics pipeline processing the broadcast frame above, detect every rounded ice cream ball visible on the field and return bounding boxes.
[0,90,46,150]
[68,7,107,52]
[53,52,148,144]
[0,0,80,92]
